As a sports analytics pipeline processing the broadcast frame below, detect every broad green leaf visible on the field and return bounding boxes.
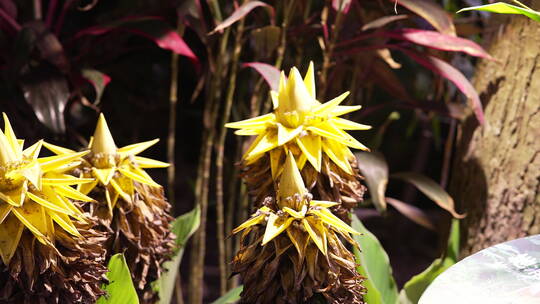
[154,206,201,304]
[210,286,243,304]
[97,254,139,304]
[355,152,389,212]
[391,172,464,218]
[457,3,540,22]
[399,219,460,304]
[352,214,398,304]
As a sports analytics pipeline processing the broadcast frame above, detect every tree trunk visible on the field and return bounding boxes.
[450,13,540,257]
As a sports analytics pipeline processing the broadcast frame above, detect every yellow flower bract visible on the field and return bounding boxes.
[226,62,371,176]
[233,151,359,256]
[0,114,94,265]
[44,114,169,213]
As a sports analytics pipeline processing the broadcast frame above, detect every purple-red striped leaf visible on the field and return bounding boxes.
[401,49,484,124]
[384,28,492,59]
[210,1,274,34]
[242,62,281,91]
[394,0,456,36]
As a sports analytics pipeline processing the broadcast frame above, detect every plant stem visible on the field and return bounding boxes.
[0,7,21,31]
[215,15,245,296]
[320,3,345,97]
[45,0,58,28]
[33,0,42,20]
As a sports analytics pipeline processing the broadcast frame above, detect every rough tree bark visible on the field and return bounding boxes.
[450,13,540,256]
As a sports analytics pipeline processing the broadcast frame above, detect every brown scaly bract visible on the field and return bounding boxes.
[0,218,108,304]
[232,152,366,304]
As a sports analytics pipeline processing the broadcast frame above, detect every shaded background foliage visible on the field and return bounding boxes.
[0,0,495,303]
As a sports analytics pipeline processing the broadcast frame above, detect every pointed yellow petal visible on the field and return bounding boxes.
[27,191,72,215]
[0,214,24,265]
[279,151,307,200]
[55,185,95,203]
[48,211,81,237]
[280,67,314,114]
[310,208,359,235]
[269,148,283,180]
[110,178,132,203]
[340,131,370,150]
[303,217,326,256]
[134,156,169,168]
[232,213,266,234]
[278,71,287,98]
[234,128,264,136]
[306,125,347,143]
[311,200,339,208]
[297,152,307,170]
[104,187,113,214]
[39,151,90,172]
[42,176,95,186]
[117,139,159,157]
[277,124,303,146]
[271,91,279,109]
[0,129,17,165]
[118,167,160,188]
[244,132,279,162]
[0,182,26,207]
[303,61,316,98]
[19,161,42,190]
[313,91,350,115]
[2,113,22,160]
[77,174,98,195]
[22,140,43,160]
[331,105,362,117]
[224,113,275,129]
[261,213,294,245]
[91,114,117,155]
[11,202,50,244]
[92,167,116,186]
[42,141,76,155]
[57,193,86,219]
[0,204,12,224]
[295,135,322,172]
[331,118,372,130]
[322,140,353,174]
[282,206,307,219]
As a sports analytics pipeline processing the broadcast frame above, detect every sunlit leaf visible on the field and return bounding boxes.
[97,254,139,304]
[355,151,388,212]
[457,2,540,22]
[392,172,464,218]
[154,206,201,304]
[352,214,399,304]
[332,0,352,13]
[211,285,243,304]
[400,49,484,124]
[396,0,456,35]
[82,69,111,105]
[399,219,460,303]
[362,15,409,31]
[210,1,275,34]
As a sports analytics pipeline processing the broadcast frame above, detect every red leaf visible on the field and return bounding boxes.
[242,62,281,91]
[0,0,16,19]
[332,0,352,13]
[384,28,492,59]
[401,49,484,124]
[81,69,111,105]
[75,17,199,67]
[395,0,456,36]
[210,1,274,34]
[361,14,409,31]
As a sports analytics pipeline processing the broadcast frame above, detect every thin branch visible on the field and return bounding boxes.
[0,7,21,31]
[45,0,58,28]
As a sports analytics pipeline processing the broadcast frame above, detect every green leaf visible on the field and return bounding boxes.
[210,285,243,304]
[351,214,398,304]
[97,254,139,304]
[457,2,540,22]
[399,219,460,304]
[154,206,201,304]
[355,152,389,212]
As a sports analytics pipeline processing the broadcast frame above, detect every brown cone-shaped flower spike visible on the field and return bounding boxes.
[43,114,175,304]
[232,152,366,304]
[0,114,108,303]
[227,63,368,220]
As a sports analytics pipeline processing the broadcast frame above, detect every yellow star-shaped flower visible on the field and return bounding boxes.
[44,114,169,213]
[232,151,359,256]
[0,114,93,265]
[226,62,371,177]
